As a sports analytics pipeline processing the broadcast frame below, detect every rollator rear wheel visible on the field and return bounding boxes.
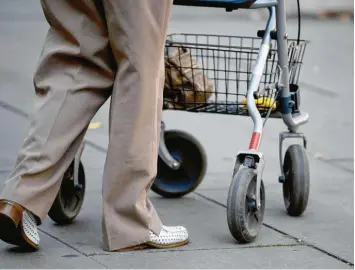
[282,144,310,216]
[151,130,207,198]
[48,161,86,225]
[227,167,265,243]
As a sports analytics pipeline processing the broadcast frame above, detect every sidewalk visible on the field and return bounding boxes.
[0,2,353,268]
[0,103,352,269]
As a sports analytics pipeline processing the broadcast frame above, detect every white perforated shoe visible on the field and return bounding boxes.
[117,225,189,252]
[0,200,40,249]
[146,225,189,248]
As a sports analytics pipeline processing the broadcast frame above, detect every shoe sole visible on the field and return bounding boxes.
[118,239,189,252]
[146,238,189,249]
[0,201,38,250]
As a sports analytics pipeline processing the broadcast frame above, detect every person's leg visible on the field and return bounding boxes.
[0,0,113,249]
[101,0,188,251]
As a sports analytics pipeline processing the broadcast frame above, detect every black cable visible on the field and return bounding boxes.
[297,0,301,45]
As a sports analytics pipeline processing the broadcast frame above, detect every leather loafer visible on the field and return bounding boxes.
[0,200,40,250]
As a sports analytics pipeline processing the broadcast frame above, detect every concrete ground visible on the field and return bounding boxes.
[0,1,353,268]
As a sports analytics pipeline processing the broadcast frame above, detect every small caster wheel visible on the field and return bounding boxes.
[151,130,207,198]
[227,167,265,243]
[48,161,86,225]
[282,144,310,216]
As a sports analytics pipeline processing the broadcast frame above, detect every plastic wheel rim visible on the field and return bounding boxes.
[245,177,264,233]
[283,157,292,209]
[155,151,198,193]
[59,165,84,214]
[284,173,291,209]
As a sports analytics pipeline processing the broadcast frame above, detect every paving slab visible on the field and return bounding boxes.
[82,84,354,264]
[39,148,297,256]
[4,96,350,268]
[91,245,352,269]
[195,141,354,264]
[0,233,105,269]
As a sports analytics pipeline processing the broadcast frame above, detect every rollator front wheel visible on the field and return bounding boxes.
[151,130,207,198]
[227,167,265,243]
[48,161,86,225]
[282,144,310,216]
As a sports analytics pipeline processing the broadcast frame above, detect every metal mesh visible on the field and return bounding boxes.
[163,33,307,116]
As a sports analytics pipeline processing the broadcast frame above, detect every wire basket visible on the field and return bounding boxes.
[163,33,308,116]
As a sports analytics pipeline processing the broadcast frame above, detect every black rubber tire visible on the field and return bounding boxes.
[282,144,310,216]
[227,167,265,243]
[151,130,207,198]
[48,161,86,225]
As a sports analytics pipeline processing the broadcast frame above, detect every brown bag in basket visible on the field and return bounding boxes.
[164,45,213,109]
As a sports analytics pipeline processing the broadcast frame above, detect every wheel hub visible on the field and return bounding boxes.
[247,194,257,212]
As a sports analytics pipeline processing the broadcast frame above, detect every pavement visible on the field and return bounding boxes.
[0,1,354,269]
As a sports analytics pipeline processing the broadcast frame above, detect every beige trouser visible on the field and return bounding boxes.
[0,0,173,251]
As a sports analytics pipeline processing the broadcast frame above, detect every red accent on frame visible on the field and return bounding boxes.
[249,132,261,150]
